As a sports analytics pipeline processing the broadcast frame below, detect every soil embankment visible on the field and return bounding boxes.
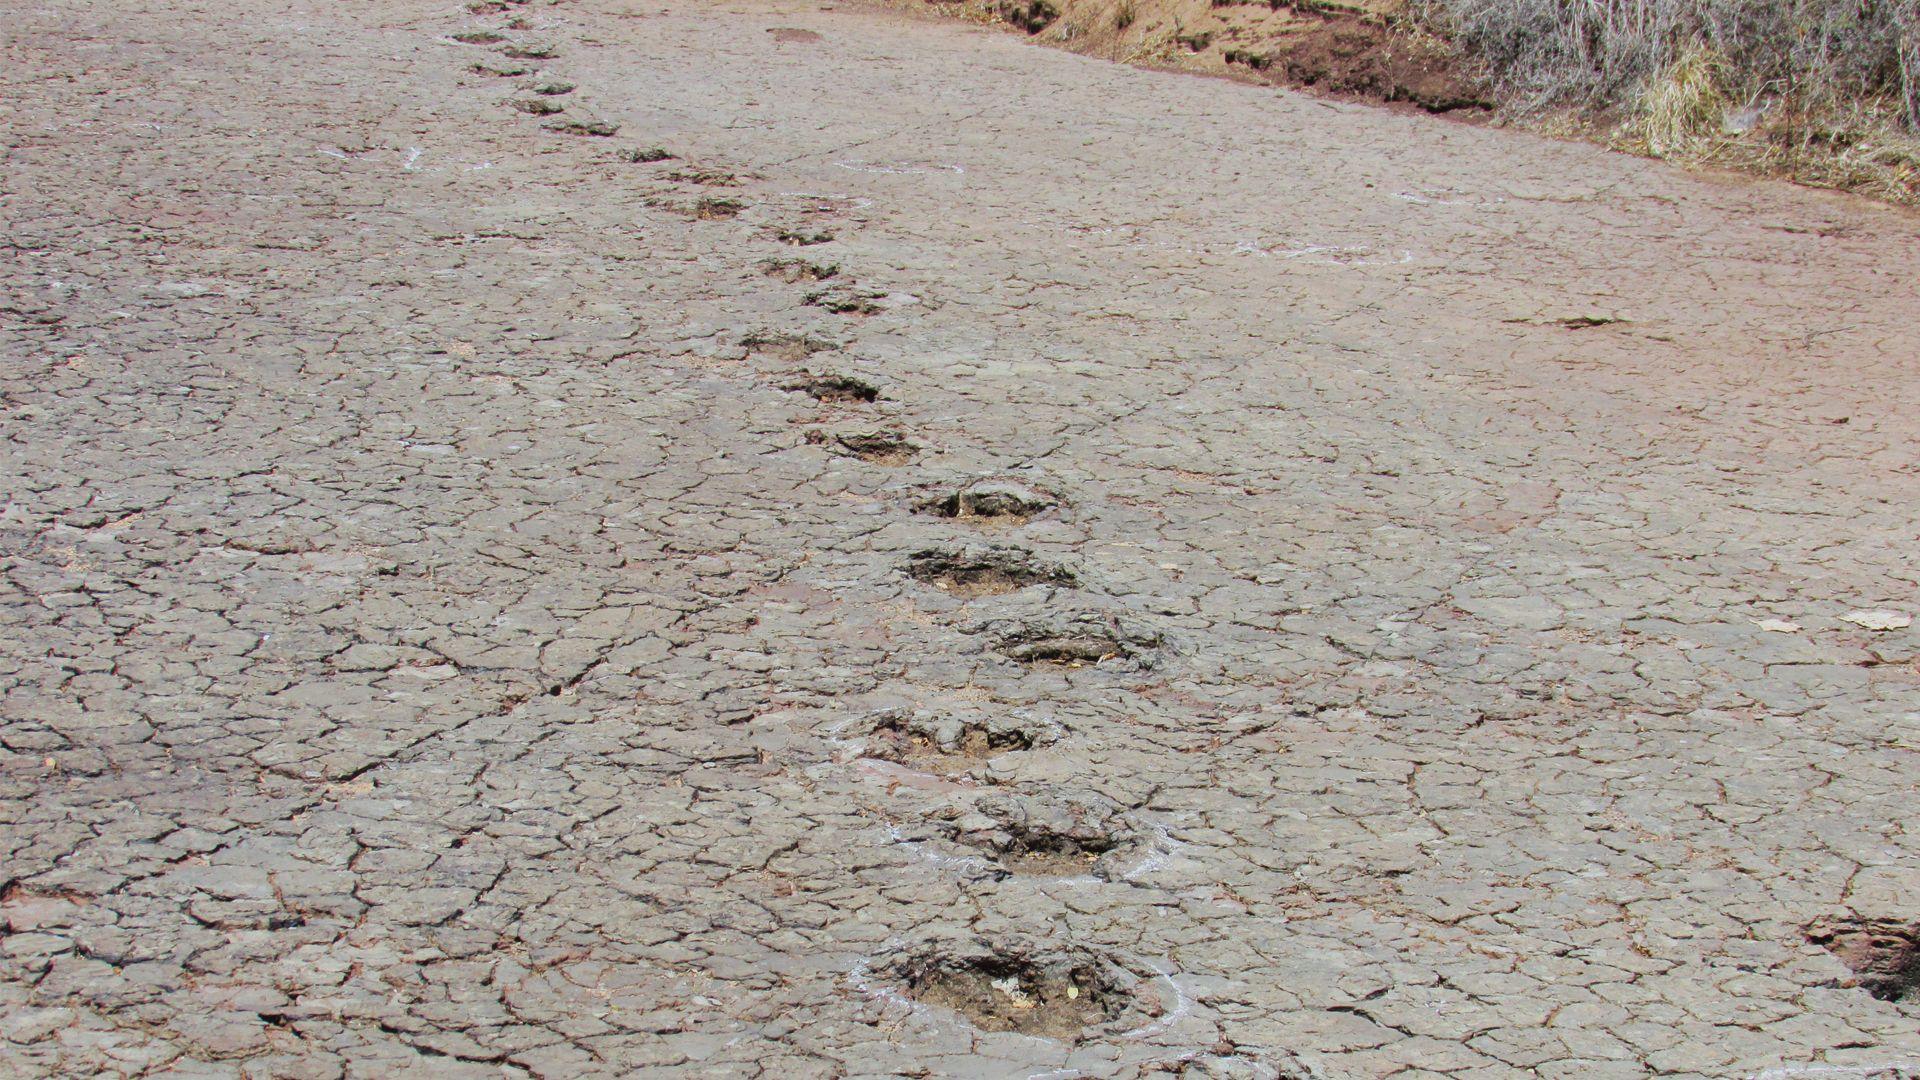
[890,0,1484,111]
[886,0,1920,204]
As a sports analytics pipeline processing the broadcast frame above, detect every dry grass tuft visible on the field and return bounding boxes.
[1722,101,1920,202]
[1637,45,1727,154]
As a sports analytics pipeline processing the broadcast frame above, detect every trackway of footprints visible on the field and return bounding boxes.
[446,3,1217,1059]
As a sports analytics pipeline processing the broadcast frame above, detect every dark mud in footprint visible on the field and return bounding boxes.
[774,228,835,246]
[862,710,1055,773]
[508,97,563,115]
[921,480,1057,525]
[784,373,879,404]
[666,165,744,186]
[992,616,1159,667]
[881,938,1150,1040]
[1809,918,1920,1001]
[451,29,506,44]
[953,790,1133,878]
[691,196,744,219]
[617,146,676,163]
[769,27,824,43]
[500,43,559,60]
[743,330,838,363]
[546,118,619,137]
[991,828,1116,876]
[808,429,917,465]
[807,286,885,315]
[472,60,532,77]
[905,547,1074,598]
[762,257,838,282]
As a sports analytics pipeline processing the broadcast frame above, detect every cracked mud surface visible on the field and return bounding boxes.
[3,0,1920,1077]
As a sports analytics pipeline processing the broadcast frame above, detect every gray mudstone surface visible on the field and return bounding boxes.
[3,0,1920,1076]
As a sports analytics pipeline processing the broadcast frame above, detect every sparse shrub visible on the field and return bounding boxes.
[998,0,1061,33]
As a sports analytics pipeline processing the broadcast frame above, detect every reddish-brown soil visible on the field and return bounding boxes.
[883,0,1485,112]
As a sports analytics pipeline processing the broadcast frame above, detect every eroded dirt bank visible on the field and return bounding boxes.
[4,0,1920,1076]
[883,0,1920,204]
[895,0,1483,112]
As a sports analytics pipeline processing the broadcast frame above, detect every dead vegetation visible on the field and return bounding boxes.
[1420,0,1920,202]
[899,0,1920,202]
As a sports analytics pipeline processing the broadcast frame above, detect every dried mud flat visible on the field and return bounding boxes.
[3,0,1920,1077]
